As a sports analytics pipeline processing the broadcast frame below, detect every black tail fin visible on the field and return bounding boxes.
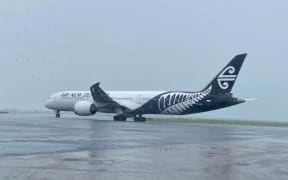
[203,53,247,94]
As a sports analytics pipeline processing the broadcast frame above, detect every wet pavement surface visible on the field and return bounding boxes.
[0,113,288,179]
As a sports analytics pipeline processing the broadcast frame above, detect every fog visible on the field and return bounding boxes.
[0,0,287,120]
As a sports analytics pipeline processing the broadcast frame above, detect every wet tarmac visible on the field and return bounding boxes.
[0,113,288,180]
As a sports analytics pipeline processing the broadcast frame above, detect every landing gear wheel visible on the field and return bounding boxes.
[134,116,146,122]
[113,115,127,121]
[55,111,60,118]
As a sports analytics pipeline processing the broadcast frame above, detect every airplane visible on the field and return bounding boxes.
[45,53,247,122]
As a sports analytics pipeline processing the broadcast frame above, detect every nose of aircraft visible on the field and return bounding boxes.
[45,99,52,109]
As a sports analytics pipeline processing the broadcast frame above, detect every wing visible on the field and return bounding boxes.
[90,82,130,114]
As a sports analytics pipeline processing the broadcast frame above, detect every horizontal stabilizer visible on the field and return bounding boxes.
[244,98,259,101]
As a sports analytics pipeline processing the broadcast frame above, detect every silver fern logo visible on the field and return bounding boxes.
[158,86,212,115]
[217,66,237,89]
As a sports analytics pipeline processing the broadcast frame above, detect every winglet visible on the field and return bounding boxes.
[93,82,101,87]
[90,82,105,102]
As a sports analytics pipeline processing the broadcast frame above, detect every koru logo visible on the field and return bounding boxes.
[217,66,237,89]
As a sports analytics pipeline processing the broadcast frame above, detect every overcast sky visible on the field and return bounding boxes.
[0,0,287,121]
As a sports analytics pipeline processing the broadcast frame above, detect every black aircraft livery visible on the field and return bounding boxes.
[47,53,247,122]
[123,53,247,117]
[45,54,247,121]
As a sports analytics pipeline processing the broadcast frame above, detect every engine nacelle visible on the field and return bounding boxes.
[74,101,97,116]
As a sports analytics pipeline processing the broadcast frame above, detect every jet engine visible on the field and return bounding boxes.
[74,101,97,116]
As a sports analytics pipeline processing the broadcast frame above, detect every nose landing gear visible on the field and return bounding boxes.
[55,111,60,118]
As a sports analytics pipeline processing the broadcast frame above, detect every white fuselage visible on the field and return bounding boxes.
[45,91,165,113]
[45,54,247,119]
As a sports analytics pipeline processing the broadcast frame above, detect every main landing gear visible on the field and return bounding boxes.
[113,115,146,122]
[55,110,60,118]
[134,115,146,122]
[113,115,127,121]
